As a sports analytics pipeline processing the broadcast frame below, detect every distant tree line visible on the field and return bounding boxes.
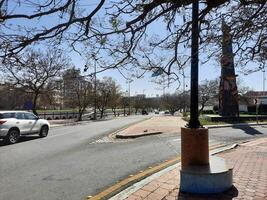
[0,48,253,120]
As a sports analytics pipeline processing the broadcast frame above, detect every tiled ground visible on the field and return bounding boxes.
[116,116,186,138]
[125,139,267,200]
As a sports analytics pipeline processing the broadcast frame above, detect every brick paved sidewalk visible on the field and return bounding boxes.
[116,116,186,138]
[111,138,267,200]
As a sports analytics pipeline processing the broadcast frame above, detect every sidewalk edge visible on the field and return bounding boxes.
[108,143,238,200]
[86,144,235,200]
[207,122,267,129]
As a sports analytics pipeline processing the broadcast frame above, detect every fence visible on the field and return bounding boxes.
[37,111,126,120]
[37,111,87,120]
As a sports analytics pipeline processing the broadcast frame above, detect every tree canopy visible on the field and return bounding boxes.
[0,0,266,79]
[1,48,68,114]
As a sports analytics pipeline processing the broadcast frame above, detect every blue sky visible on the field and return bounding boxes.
[69,1,265,96]
[74,12,264,96]
[4,0,265,96]
[76,56,265,97]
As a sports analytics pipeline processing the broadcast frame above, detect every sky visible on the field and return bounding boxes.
[75,56,266,97]
[4,0,265,96]
[71,26,264,96]
[68,1,266,96]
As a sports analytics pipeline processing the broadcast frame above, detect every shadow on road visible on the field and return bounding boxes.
[177,186,238,200]
[232,124,264,135]
[0,136,40,147]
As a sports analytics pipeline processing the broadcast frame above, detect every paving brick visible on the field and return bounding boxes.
[153,187,170,196]
[118,137,267,200]
[159,183,177,190]
[126,195,143,200]
[142,184,157,192]
[144,193,162,200]
[133,189,151,198]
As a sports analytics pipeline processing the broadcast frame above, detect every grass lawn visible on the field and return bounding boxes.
[183,115,267,126]
[37,109,78,113]
[183,116,227,126]
[204,113,267,117]
[37,108,125,113]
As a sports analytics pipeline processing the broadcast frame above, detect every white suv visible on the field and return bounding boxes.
[0,111,50,144]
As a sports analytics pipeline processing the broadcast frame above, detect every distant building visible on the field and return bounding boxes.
[245,91,267,105]
[135,94,146,98]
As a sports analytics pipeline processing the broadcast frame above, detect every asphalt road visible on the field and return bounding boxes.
[0,116,267,200]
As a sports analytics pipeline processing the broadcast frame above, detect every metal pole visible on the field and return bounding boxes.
[183,75,186,115]
[94,60,97,120]
[188,2,201,128]
[263,68,265,92]
[256,100,259,124]
[128,80,131,115]
[163,75,166,96]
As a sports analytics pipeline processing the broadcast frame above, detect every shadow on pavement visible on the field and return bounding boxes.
[0,136,40,147]
[177,186,238,200]
[232,124,264,135]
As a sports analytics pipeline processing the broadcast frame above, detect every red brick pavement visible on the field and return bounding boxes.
[123,138,267,200]
[116,116,186,138]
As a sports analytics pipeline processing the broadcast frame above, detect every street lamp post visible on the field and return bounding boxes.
[180,2,233,194]
[94,59,97,120]
[188,2,201,128]
[262,68,265,92]
[183,75,187,115]
[85,57,98,120]
[127,79,133,115]
[89,54,100,120]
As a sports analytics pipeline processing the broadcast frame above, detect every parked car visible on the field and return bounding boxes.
[0,111,50,144]
[141,110,148,115]
[154,110,159,114]
[164,110,170,115]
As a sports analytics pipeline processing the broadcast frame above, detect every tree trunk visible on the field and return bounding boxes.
[112,107,116,116]
[100,109,104,118]
[78,110,83,121]
[32,93,39,116]
[199,103,205,116]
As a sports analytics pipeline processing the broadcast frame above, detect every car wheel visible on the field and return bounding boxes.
[39,125,49,138]
[5,129,20,144]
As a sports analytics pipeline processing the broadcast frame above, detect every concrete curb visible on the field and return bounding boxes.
[86,157,180,200]
[50,120,91,128]
[115,121,267,138]
[206,122,267,129]
[85,144,235,200]
[108,143,238,200]
[50,116,126,128]
[116,131,162,139]
[110,117,153,138]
